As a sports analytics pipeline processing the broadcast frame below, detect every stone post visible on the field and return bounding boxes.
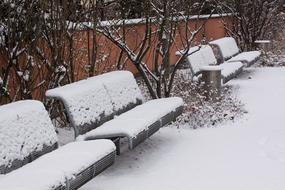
[200,66,222,101]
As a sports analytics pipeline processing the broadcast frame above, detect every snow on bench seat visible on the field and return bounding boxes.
[227,51,261,64]
[210,37,261,66]
[220,61,244,84]
[0,100,58,174]
[95,71,144,115]
[77,97,184,149]
[0,140,116,190]
[46,71,144,137]
[176,45,244,83]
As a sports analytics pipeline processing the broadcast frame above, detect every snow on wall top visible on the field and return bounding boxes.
[185,45,217,74]
[46,71,143,129]
[0,100,58,168]
[210,37,240,60]
[75,13,232,29]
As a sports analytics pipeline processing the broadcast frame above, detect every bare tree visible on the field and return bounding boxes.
[217,0,285,50]
[0,0,44,103]
[96,0,214,98]
[0,0,216,106]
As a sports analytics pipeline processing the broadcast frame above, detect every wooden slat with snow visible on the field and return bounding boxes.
[209,37,261,67]
[0,100,116,190]
[46,71,184,152]
[176,45,244,84]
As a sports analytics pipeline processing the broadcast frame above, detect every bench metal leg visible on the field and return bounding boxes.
[66,151,116,190]
[147,120,161,137]
[111,137,121,155]
[130,130,148,149]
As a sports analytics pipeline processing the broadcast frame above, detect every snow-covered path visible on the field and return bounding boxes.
[81,67,285,190]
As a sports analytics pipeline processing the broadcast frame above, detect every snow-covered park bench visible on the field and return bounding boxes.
[46,71,184,154]
[176,45,244,84]
[0,100,116,190]
[210,37,261,66]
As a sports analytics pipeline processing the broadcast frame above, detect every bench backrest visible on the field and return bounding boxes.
[0,100,58,174]
[46,71,144,137]
[177,45,217,75]
[210,37,240,61]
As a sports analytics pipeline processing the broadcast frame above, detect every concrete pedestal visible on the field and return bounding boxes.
[254,40,271,52]
[200,66,222,101]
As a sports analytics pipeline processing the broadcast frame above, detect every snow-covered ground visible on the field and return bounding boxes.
[80,67,285,190]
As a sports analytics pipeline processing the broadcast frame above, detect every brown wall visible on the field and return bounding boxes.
[70,15,231,79]
[0,15,232,103]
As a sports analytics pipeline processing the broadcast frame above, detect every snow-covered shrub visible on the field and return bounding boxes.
[257,11,285,67]
[260,51,285,67]
[139,69,246,129]
[0,0,44,102]
[219,0,285,51]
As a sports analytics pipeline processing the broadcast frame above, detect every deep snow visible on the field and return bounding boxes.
[80,67,285,190]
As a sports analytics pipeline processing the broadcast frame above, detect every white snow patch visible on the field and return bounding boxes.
[0,100,58,168]
[94,71,144,112]
[77,97,184,140]
[228,51,261,64]
[200,65,222,71]
[75,13,232,29]
[46,71,143,129]
[0,140,115,190]
[220,61,244,77]
[176,45,243,80]
[182,45,217,74]
[210,37,261,65]
[79,67,285,190]
[210,37,240,60]
[46,77,114,128]
[254,40,271,44]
